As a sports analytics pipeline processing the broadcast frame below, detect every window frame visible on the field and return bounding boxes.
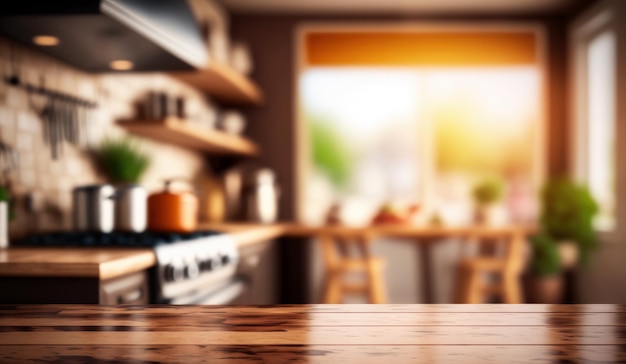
[570,2,620,240]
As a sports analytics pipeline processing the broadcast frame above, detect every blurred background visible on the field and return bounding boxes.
[0,0,624,305]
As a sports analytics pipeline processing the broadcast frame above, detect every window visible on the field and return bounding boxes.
[297,26,545,226]
[574,11,617,232]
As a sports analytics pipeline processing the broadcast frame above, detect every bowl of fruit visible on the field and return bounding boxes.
[371,203,420,225]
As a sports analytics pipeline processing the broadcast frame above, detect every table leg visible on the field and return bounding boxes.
[419,241,434,303]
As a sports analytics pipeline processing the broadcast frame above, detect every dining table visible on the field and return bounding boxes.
[286,224,532,303]
[0,304,623,363]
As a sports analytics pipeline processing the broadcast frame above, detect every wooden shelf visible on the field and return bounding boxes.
[171,62,263,105]
[118,117,260,156]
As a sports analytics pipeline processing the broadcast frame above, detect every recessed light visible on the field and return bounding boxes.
[109,60,134,71]
[33,35,60,46]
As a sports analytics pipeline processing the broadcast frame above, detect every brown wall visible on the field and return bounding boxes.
[231,14,572,220]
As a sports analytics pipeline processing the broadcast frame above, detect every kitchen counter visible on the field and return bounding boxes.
[0,223,532,280]
[0,304,623,363]
[0,248,156,279]
[0,224,287,279]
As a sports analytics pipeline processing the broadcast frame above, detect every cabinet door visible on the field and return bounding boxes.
[100,271,149,305]
[237,241,277,304]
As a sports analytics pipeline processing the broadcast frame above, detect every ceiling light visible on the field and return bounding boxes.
[109,60,134,71]
[33,35,60,46]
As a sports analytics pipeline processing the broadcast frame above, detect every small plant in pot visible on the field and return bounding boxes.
[95,137,151,185]
[94,137,151,232]
[472,177,504,225]
[526,178,598,303]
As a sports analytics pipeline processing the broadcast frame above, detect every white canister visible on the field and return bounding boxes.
[0,201,8,249]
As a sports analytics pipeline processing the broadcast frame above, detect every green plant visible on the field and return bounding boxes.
[539,178,598,265]
[472,177,504,206]
[0,186,15,220]
[95,137,151,184]
[529,233,561,276]
[308,116,353,190]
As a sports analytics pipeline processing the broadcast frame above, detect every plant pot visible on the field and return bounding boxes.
[524,274,564,304]
[474,204,505,226]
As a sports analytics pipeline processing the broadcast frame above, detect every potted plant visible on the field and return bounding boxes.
[94,137,151,232]
[95,137,151,185]
[472,177,504,225]
[526,178,598,303]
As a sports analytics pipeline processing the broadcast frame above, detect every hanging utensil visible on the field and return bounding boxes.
[50,97,59,160]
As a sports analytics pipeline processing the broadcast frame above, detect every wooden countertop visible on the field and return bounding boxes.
[197,222,288,247]
[0,224,288,279]
[0,223,532,279]
[0,304,623,363]
[0,248,156,280]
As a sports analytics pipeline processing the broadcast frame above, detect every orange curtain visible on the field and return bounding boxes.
[305,31,537,67]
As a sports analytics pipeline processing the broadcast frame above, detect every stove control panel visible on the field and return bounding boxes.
[155,234,239,301]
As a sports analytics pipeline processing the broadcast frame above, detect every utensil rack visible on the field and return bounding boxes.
[4,75,98,108]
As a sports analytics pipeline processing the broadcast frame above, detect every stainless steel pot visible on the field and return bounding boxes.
[113,184,147,232]
[72,184,115,232]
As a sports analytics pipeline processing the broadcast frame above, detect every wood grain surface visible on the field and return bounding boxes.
[0,304,623,363]
[0,225,286,278]
[0,224,532,279]
[0,248,156,279]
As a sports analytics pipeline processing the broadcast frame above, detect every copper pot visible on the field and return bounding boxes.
[147,179,198,232]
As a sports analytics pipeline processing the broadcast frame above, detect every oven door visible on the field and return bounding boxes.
[168,278,249,305]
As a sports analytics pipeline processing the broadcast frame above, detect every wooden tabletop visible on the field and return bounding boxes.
[0,304,623,363]
[285,223,533,238]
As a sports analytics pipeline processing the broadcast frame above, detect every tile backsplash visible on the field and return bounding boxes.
[0,37,215,237]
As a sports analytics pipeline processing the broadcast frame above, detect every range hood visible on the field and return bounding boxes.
[0,0,208,72]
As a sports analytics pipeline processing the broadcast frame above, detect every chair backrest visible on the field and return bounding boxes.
[463,227,525,273]
[318,230,375,269]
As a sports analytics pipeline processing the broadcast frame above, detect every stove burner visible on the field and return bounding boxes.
[14,231,221,248]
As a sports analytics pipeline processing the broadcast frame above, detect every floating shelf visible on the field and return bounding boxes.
[171,62,263,105]
[118,117,260,156]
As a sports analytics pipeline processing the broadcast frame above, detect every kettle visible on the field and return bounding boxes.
[147,179,198,232]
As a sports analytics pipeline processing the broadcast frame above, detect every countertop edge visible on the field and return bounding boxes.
[0,224,287,279]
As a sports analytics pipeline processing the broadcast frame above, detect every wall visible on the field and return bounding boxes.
[232,13,573,303]
[0,37,213,237]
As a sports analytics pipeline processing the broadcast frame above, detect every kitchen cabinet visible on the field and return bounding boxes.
[99,271,149,305]
[0,270,149,304]
[237,240,278,304]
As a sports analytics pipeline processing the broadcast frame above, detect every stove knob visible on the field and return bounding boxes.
[205,258,221,271]
[184,262,200,279]
[199,259,210,272]
[220,255,230,265]
[164,264,184,282]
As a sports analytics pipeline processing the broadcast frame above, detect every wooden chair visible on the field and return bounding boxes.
[319,231,387,304]
[455,228,525,304]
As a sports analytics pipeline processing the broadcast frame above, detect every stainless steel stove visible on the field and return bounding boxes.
[16,231,243,304]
